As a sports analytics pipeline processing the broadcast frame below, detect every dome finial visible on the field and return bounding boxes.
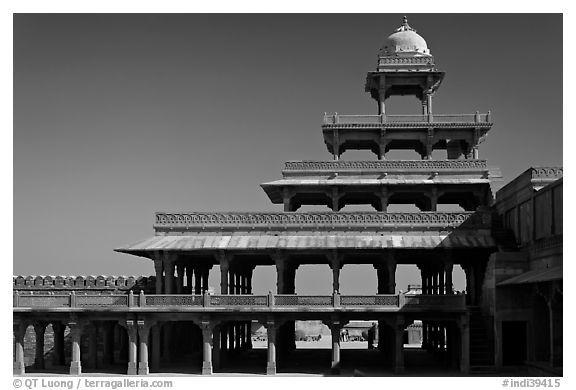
[395,15,415,32]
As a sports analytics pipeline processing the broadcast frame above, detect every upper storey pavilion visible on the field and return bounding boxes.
[262,17,501,212]
[322,17,492,161]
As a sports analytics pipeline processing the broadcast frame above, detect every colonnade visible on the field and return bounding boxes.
[14,313,470,376]
[281,186,484,212]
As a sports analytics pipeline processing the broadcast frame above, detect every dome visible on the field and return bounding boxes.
[381,17,430,56]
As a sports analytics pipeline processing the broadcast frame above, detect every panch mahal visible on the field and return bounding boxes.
[13,17,562,376]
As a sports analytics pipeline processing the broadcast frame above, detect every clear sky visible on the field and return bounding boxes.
[13,14,562,294]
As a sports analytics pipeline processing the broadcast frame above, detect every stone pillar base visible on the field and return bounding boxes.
[138,363,149,375]
[69,361,82,375]
[330,362,340,375]
[394,365,404,374]
[13,362,25,375]
[127,362,138,375]
[266,362,276,375]
[202,363,213,375]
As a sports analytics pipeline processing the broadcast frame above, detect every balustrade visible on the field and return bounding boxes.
[13,291,466,310]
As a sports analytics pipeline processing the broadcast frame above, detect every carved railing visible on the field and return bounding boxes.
[377,55,435,67]
[340,295,399,306]
[283,160,488,172]
[274,295,333,306]
[13,291,466,311]
[154,211,489,231]
[210,295,268,306]
[322,112,492,125]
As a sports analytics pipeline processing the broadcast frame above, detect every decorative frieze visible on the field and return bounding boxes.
[531,167,563,179]
[284,160,488,171]
[154,211,489,231]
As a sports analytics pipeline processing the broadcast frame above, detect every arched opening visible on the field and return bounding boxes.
[339,264,377,294]
[396,264,421,293]
[155,321,203,374]
[384,95,424,115]
[436,203,466,212]
[294,204,333,213]
[385,149,424,160]
[342,149,379,161]
[386,203,421,212]
[295,264,332,295]
[251,265,276,295]
[339,204,378,212]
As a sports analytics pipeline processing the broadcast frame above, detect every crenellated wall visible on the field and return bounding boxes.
[12,275,156,293]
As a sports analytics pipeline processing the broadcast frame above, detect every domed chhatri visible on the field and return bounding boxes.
[381,16,430,56]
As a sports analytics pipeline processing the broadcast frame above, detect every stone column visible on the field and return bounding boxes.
[330,321,342,374]
[154,260,163,294]
[266,320,277,375]
[87,324,98,369]
[330,260,341,293]
[164,260,175,294]
[246,321,253,350]
[103,322,115,365]
[213,326,221,369]
[274,253,287,294]
[162,323,172,361]
[33,322,47,370]
[282,187,293,212]
[124,320,138,375]
[202,267,210,292]
[468,264,476,305]
[235,323,241,350]
[219,253,230,294]
[137,320,151,375]
[438,269,445,295]
[235,272,241,294]
[52,322,66,366]
[151,325,160,371]
[444,259,454,294]
[69,320,83,375]
[195,268,202,294]
[459,315,470,374]
[247,267,253,294]
[176,264,184,294]
[394,316,405,374]
[386,255,397,294]
[200,321,214,375]
[429,187,438,211]
[13,322,26,375]
[185,265,193,294]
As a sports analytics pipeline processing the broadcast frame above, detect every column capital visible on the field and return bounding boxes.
[200,320,216,333]
[458,313,470,329]
[13,321,27,337]
[137,319,154,337]
[33,321,47,333]
[217,251,232,268]
[327,250,344,269]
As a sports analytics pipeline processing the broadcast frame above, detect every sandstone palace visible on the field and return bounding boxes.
[13,17,562,377]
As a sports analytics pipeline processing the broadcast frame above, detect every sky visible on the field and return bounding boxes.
[13,14,563,295]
